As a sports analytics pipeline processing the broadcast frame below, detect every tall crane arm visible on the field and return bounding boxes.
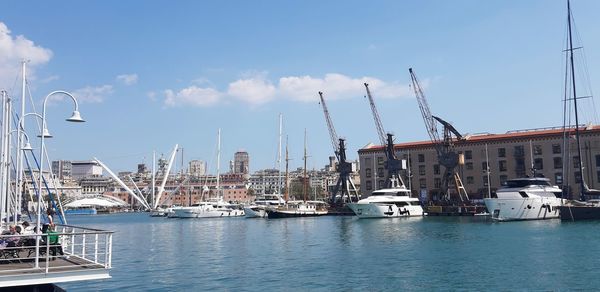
[364,83,387,146]
[409,68,441,145]
[318,91,340,157]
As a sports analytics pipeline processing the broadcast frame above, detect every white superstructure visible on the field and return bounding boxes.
[484,178,563,221]
[173,199,244,218]
[244,193,286,218]
[347,187,423,218]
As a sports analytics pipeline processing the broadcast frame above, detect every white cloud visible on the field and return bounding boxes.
[279,73,410,102]
[0,22,52,87]
[227,76,276,105]
[162,73,412,108]
[71,85,113,103]
[164,86,221,107]
[147,91,157,102]
[116,73,138,85]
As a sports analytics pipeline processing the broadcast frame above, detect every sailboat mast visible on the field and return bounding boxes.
[216,128,221,199]
[277,113,282,194]
[151,151,156,208]
[285,136,289,202]
[567,0,586,200]
[303,129,308,202]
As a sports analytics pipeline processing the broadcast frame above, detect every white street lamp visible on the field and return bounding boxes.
[34,90,84,268]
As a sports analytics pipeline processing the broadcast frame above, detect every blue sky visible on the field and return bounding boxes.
[2,0,600,173]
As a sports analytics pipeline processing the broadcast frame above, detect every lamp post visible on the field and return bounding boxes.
[10,128,33,225]
[34,90,84,268]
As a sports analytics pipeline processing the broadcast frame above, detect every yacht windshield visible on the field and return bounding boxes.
[503,179,551,188]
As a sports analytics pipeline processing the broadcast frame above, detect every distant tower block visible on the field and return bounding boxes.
[234,150,250,174]
[189,160,206,176]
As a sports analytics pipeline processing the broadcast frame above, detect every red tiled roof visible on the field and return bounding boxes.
[359,125,600,153]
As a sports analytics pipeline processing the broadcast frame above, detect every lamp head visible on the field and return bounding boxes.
[22,142,33,151]
[37,127,53,138]
[66,110,85,123]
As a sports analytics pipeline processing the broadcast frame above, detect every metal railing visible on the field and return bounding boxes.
[0,224,113,275]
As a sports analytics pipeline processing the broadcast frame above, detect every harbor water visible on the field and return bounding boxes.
[62,213,600,291]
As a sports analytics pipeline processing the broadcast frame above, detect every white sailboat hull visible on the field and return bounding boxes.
[348,202,423,218]
[484,197,562,221]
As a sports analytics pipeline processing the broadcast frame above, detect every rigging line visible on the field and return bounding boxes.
[25,81,43,133]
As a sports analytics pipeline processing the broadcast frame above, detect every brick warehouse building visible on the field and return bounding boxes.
[358,125,600,201]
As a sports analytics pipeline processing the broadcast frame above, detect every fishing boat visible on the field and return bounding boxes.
[484,178,563,221]
[347,186,423,218]
[557,0,600,221]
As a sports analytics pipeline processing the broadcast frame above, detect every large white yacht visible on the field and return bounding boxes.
[347,187,423,218]
[173,199,244,218]
[244,193,286,218]
[484,178,563,221]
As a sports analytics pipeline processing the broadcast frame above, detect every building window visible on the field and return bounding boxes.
[575,171,582,183]
[514,145,525,157]
[419,165,426,176]
[499,175,508,184]
[433,164,440,175]
[597,171,600,183]
[366,180,372,191]
[378,180,385,189]
[434,178,441,188]
[534,158,544,170]
[377,168,384,178]
[554,157,562,169]
[419,178,426,189]
[574,156,581,169]
[466,176,474,184]
[556,173,563,185]
[418,154,425,163]
[552,144,561,154]
[482,176,489,187]
[499,161,507,172]
[482,162,489,173]
[533,145,543,155]
[366,168,371,178]
[377,157,384,166]
[466,162,473,170]
[498,148,506,158]
[596,155,600,167]
[465,150,473,160]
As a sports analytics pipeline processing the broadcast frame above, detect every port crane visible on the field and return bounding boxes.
[409,68,469,202]
[363,83,406,189]
[318,91,359,204]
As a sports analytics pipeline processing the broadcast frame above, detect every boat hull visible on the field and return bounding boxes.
[347,203,423,219]
[559,205,600,221]
[244,206,267,218]
[484,197,562,221]
[174,207,244,218]
[266,209,328,218]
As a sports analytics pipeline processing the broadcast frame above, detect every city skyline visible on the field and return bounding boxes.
[2,0,600,172]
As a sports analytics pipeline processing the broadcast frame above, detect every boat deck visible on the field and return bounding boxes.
[0,224,113,288]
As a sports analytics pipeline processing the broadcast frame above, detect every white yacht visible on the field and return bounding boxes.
[244,193,286,218]
[173,199,244,218]
[484,178,563,221]
[347,187,423,218]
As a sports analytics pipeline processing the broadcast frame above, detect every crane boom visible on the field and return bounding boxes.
[318,91,340,157]
[409,68,441,145]
[364,83,387,146]
[318,91,359,204]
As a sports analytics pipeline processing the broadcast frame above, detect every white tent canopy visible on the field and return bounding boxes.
[64,197,127,208]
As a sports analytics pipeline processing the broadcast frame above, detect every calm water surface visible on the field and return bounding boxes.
[61,213,600,291]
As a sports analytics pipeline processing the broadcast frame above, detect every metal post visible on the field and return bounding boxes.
[82,233,86,259]
[94,233,99,263]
